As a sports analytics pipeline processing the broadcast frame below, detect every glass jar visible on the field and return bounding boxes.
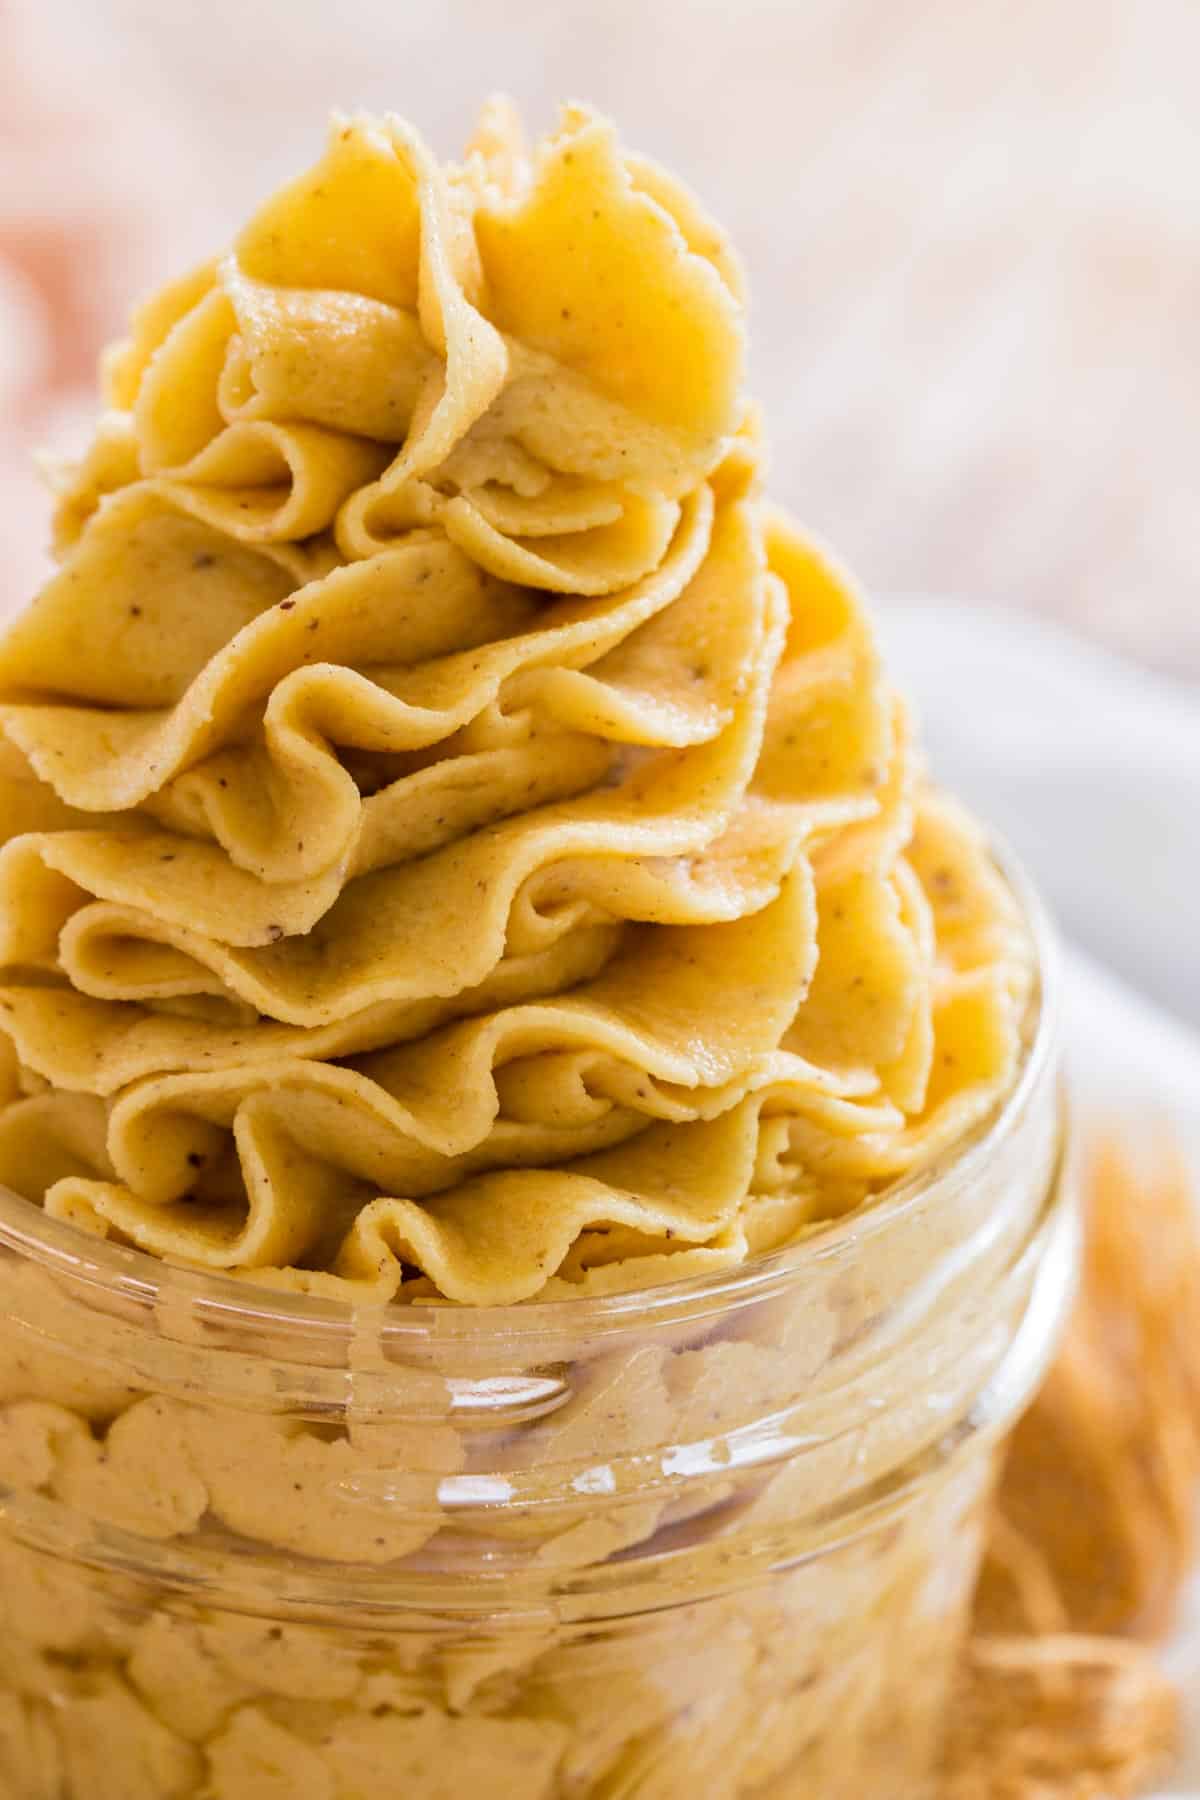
[0,859,1074,1800]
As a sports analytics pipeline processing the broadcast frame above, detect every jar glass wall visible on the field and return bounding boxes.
[0,856,1075,1800]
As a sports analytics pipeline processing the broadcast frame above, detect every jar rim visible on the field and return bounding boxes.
[0,827,1059,1345]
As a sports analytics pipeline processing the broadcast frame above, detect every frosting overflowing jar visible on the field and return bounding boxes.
[0,100,1075,1798]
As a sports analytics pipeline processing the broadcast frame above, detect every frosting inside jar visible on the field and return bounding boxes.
[0,100,1032,1306]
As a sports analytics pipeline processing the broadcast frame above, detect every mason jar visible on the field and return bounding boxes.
[0,857,1074,1800]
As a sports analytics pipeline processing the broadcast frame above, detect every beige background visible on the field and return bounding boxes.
[4,0,1199,680]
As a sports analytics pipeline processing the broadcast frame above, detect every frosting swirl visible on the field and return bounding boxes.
[0,103,1031,1304]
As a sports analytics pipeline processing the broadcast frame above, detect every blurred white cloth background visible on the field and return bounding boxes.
[885,601,1200,1794]
[883,603,1200,1032]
